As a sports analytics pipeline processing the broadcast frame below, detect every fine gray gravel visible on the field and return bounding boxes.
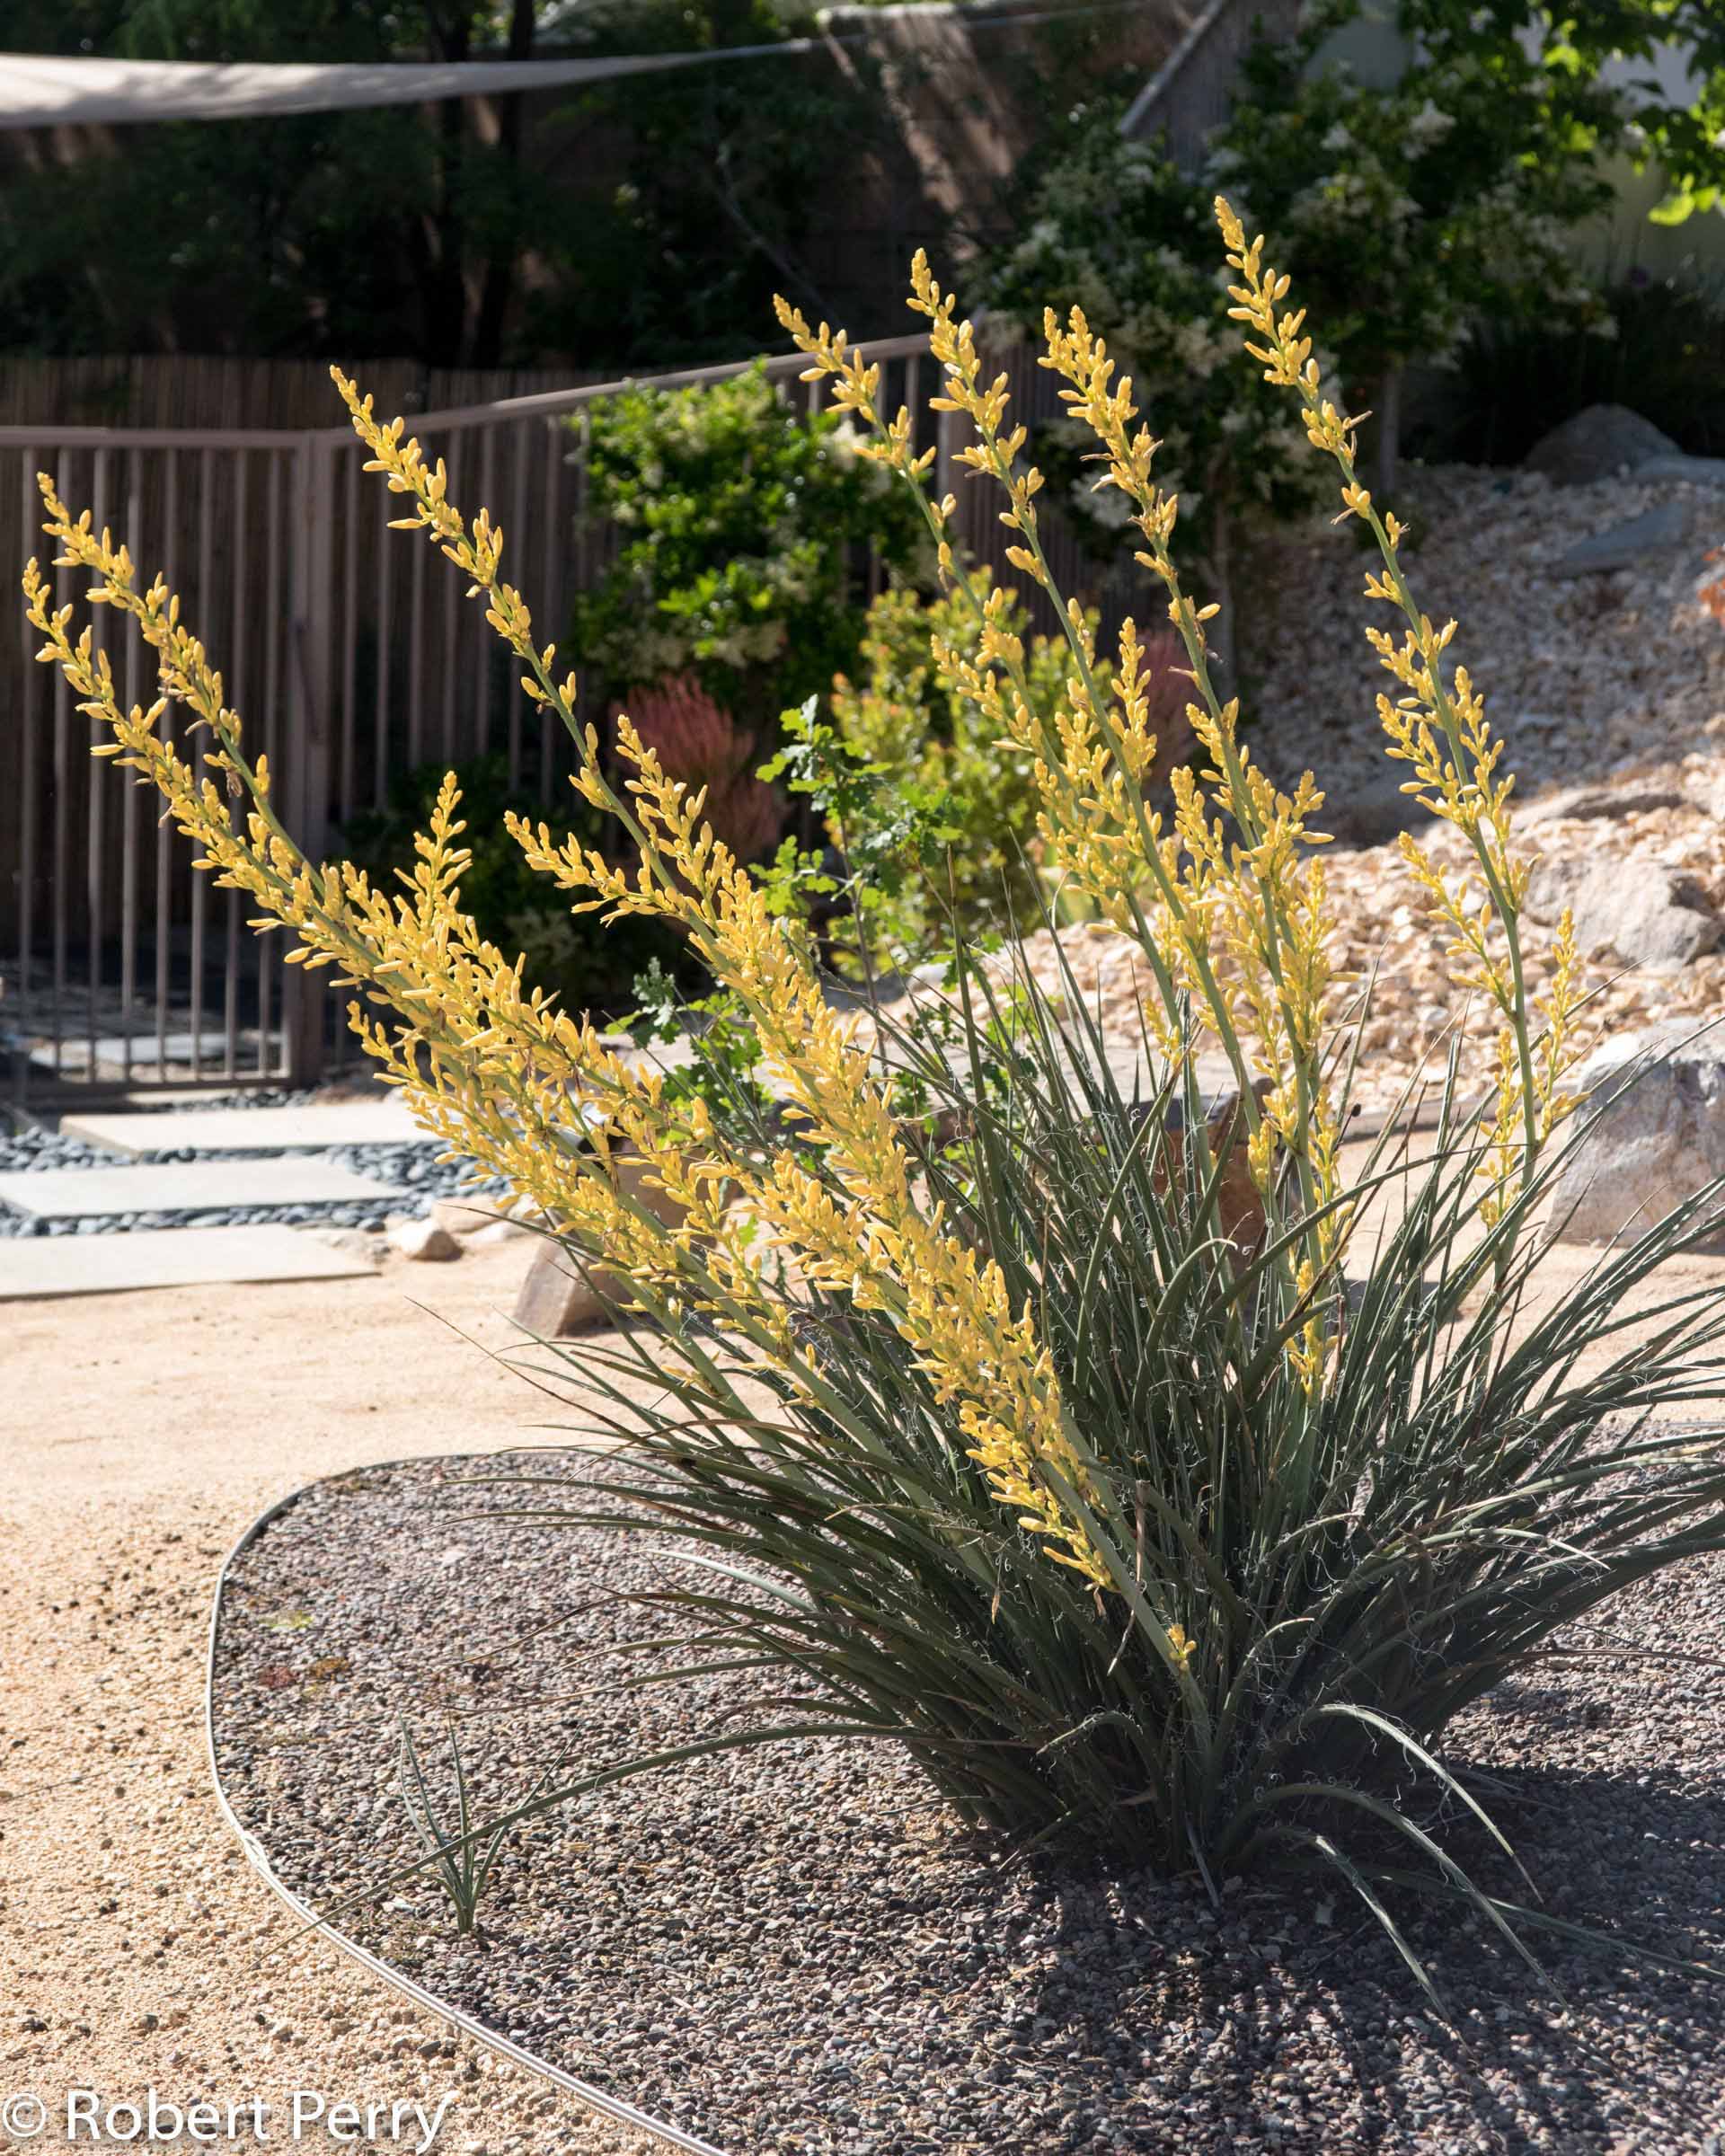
[0,1091,504,1235]
[209,1453,1725,2156]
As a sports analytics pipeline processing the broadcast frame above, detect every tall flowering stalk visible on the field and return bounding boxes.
[1216,199,1585,1224]
[21,404,1119,1603]
[778,260,1349,1392]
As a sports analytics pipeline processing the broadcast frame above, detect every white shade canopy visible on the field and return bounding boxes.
[0,45,815,129]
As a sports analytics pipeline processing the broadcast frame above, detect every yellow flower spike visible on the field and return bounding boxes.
[33,407,1120,1594]
[1216,197,1585,1221]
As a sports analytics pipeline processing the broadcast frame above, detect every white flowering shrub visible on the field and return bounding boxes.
[986,0,1618,538]
[985,134,1333,581]
[1218,9,1614,385]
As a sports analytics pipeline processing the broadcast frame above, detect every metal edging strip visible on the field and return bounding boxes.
[203,1461,734,2156]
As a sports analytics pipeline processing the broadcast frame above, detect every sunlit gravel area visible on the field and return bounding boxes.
[212,1450,1725,2156]
[854,469,1725,1127]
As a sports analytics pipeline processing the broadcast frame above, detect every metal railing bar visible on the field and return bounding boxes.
[0,423,313,451]
[341,447,359,831]
[477,423,496,755]
[155,451,175,1084]
[259,449,283,1077]
[52,508,69,1082]
[541,414,562,805]
[507,419,528,790]
[87,446,110,1085]
[17,451,37,1056]
[120,454,141,1088]
[190,445,213,1083]
[440,434,461,764]
[408,471,427,773]
[226,448,250,1081]
[375,444,394,816]
[336,334,931,437]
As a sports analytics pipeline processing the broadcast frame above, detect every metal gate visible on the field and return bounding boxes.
[3,331,1077,1112]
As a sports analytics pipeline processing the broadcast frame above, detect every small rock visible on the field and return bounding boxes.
[387,1218,462,1262]
[1525,782,1691,822]
[1525,403,1680,485]
[1551,1021,1725,1245]
[510,1240,615,1336]
[1551,499,1694,577]
[1524,857,1721,969]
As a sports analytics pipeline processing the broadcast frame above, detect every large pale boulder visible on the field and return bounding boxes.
[1549,1022,1725,1246]
[1524,857,1721,970]
[1525,404,1680,486]
[512,1240,613,1335]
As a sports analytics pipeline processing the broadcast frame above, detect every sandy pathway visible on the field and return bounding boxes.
[0,1238,665,2156]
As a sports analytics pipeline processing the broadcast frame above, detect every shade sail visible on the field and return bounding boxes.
[0,46,814,129]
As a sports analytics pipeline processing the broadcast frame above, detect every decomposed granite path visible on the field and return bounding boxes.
[0,1235,668,2156]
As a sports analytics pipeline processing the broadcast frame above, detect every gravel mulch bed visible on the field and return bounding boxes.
[210,1450,1725,2156]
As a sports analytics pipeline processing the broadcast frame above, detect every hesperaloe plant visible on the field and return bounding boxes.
[23,204,1725,2003]
[397,1718,512,1938]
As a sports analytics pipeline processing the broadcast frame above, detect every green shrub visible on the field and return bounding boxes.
[828,571,1069,955]
[817,570,1193,961]
[568,362,930,742]
[986,0,1620,519]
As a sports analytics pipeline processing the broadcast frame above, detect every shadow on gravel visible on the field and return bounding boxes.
[1012,1751,1725,2155]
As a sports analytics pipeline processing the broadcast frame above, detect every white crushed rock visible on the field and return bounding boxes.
[1002,467,1725,1115]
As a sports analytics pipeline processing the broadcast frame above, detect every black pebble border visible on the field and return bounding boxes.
[0,1091,507,1237]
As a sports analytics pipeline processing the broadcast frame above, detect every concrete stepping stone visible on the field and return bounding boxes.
[0,1224,377,1300]
[31,1029,281,1075]
[0,1155,396,1222]
[59,1099,431,1157]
